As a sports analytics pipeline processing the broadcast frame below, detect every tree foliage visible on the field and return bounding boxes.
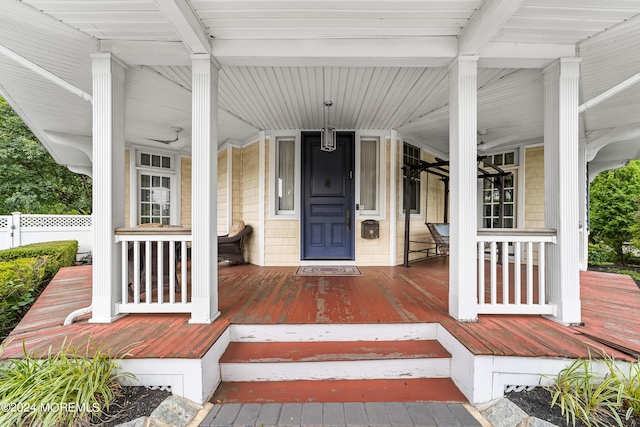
[589,160,640,263]
[0,97,91,215]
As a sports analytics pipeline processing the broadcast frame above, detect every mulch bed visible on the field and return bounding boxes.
[506,387,638,427]
[89,386,171,427]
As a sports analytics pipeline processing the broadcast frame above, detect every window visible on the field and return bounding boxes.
[277,138,295,212]
[403,143,421,215]
[270,134,300,218]
[139,172,172,224]
[133,148,178,226]
[360,138,379,214]
[482,172,516,229]
[483,151,517,167]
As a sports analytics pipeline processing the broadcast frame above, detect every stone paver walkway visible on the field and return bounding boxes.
[199,402,483,427]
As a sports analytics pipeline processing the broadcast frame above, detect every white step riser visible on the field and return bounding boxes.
[221,358,451,382]
[229,323,439,343]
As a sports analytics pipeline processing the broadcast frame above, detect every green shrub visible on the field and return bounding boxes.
[0,240,77,279]
[603,354,640,419]
[545,352,640,427]
[0,339,132,427]
[589,242,617,265]
[0,241,77,339]
[0,257,47,337]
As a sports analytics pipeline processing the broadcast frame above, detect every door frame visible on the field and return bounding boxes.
[300,131,356,261]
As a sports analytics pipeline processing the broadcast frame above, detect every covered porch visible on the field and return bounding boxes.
[4,261,640,404]
[3,2,640,328]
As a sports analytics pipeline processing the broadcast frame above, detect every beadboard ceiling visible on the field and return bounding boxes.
[0,0,639,170]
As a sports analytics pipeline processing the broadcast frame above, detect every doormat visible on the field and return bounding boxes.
[295,266,362,276]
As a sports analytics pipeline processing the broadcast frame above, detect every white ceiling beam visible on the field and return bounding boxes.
[477,42,576,68]
[100,41,192,66]
[458,0,525,55]
[211,38,457,67]
[579,71,640,113]
[154,0,211,55]
[100,38,576,69]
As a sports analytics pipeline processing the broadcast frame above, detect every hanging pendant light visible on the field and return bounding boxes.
[321,100,336,152]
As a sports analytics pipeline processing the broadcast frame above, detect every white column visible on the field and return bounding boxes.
[578,141,588,271]
[258,131,266,266]
[542,58,582,324]
[448,56,479,322]
[389,130,398,266]
[91,53,126,323]
[190,54,220,324]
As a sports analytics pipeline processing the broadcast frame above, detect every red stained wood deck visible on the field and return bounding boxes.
[2,258,640,362]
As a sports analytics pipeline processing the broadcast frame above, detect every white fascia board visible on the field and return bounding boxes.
[100,40,192,66]
[212,38,457,67]
[477,42,577,69]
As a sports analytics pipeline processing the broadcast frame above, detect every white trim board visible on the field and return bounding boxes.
[117,327,230,405]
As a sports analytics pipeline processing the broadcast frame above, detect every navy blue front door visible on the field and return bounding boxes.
[302,132,355,260]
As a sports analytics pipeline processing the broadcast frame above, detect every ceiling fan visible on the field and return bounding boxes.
[477,129,519,152]
[147,126,184,144]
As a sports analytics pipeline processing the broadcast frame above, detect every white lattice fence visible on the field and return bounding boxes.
[1,212,93,253]
[21,215,92,228]
[0,216,10,250]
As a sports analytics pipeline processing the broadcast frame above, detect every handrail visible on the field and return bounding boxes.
[115,228,192,314]
[476,229,557,316]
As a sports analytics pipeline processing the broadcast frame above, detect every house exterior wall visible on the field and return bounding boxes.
[217,149,227,234]
[524,146,545,228]
[125,149,131,227]
[181,156,192,228]
[394,142,447,265]
[232,147,243,224]
[264,137,302,266]
[355,137,391,266]
[125,142,543,267]
[241,142,260,264]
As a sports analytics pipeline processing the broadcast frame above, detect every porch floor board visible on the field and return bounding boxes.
[2,258,640,362]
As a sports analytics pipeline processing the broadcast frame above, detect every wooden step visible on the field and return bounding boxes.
[220,340,450,363]
[211,378,467,404]
[220,340,451,382]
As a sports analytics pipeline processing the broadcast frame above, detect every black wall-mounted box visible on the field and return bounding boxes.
[361,220,379,239]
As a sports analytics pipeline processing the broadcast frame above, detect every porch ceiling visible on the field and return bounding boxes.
[0,0,639,168]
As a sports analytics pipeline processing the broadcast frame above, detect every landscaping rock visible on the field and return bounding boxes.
[149,396,200,427]
[481,398,529,427]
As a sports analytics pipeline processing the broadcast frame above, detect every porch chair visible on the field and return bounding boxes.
[426,223,450,256]
[218,220,252,264]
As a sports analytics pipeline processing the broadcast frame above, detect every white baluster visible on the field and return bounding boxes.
[478,241,485,305]
[490,241,497,304]
[514,242,521,305]
[502,241,509,304]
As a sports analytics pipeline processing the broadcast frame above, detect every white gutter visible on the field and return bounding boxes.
[579,71,640,113]
[63,305,92,326]
[0,44,93,103]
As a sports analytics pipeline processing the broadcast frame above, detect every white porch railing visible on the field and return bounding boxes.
[476,229,557,315]
[115,227,192,314]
